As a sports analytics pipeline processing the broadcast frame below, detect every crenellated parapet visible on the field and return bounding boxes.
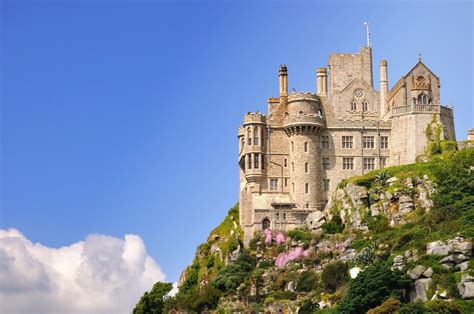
[243,112,266,125]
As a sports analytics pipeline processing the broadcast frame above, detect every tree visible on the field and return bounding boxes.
[337,261,410,314]
[133,282,173,314]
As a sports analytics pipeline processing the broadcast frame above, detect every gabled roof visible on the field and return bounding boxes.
[388,60,439,99]
[403,60,439,80]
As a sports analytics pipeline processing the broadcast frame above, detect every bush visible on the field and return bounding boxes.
[296,270,320,292]
[212,251,255,292]
[269,290,297,300]
[337,261,410,313]
[366,297,401,314]
[287,228,311,242]
[321,261,349,293]
[365,214,390,233]
[322,215,344,234]
[398,301,425,314]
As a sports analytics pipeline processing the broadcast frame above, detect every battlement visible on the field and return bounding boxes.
[287,92,319,102]
[283,113,325,128]
[243,112,266,125]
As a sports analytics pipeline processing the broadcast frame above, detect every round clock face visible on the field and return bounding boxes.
[354,88,365,99]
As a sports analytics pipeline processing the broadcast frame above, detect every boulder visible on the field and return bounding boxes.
[448,237,472,256]
[422,267,433,278]
[458,261,469,272]
[408,265,427,280]
[399,195,414,214]
[427,240,449,255]
[306,211,326,231]
[392,255,405,271]
[458,274,474,299]
[339,248,357,261]
[410,278,432,302]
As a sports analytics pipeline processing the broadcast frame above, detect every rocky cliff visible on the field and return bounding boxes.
[135,148,474,313]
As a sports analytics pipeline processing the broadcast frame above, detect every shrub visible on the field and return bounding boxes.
[287,228,311,241]
[424,300,462,314]
[398,301,425,314]
[364,214,390,233]
[337,261,410,313]
[322,215,344,234]
[269,290,297,300]
[321,261,349,293]
[212,251,255,292]
[366,297,401,314]
[296,271,320,292]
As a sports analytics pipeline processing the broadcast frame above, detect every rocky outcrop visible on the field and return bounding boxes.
[458,274,474,299]
[306,210,326,231]
[426,237,472,270]
[408,265,434,302]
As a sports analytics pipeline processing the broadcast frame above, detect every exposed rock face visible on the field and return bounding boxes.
[392,255,405,271]
[427,240,449,255]
[458,274,474,299]
[410,278,432,302]
[427,236,472,256]
[306,211,326,231]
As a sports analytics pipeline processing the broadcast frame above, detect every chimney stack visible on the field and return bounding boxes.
[279,65,288,97]
[379,60,388,117]
[316,67,327,96]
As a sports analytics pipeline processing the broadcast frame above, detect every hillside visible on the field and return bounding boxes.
[134,147,474,313]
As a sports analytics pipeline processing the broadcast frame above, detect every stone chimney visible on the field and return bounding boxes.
[316,67,328,96]
[380,60,388,117]
[279,65,288,97]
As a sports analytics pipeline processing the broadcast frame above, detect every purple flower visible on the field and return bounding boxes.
[276,247,304,268]
[276,233,285,245]
[264,229,272,245]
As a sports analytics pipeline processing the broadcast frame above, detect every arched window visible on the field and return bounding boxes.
[299,110,304,115]
[305,162,309,173]
[305,183,309,194]
[351,101,357,111]
[291,141,294,151]
[254,154,259,169]
[304,142,308,152]
[417,94,428,104]
[362,101,368,112]
[262,218,271,230]
[247,127,252,145]
[254,126,259,145]
[318,108,323,116]
[292,182,295,193]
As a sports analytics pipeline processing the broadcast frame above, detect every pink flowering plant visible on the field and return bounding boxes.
[275,247,311,268]
[275,232,285,245]
[264,229,272,245]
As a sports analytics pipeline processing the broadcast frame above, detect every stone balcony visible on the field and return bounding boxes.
[391,104,453,117]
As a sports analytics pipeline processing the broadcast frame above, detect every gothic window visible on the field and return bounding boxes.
[417,94,428,104]
[351,101,357,111]
[363,157,375,170]
[262,218,271,230]
[254,126,259,145]
[354,88,365,99]
[305,162,309,173]
[342,136,353,148]
[363,136,375,149]
[247,127,252,145]
[254,154,259,169]
[305,183,309,194]
[304,142,308,152]
[362,101,368,112]
[248,154,252,169]
[342,157,354,170]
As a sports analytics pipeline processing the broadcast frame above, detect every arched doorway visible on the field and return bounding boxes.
[262,218,271,230]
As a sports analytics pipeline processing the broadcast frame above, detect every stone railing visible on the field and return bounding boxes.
[390,104,453,117]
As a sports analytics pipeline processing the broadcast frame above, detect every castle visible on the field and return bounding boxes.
[238,46,456,245]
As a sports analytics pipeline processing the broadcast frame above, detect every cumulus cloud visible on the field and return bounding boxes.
[0,228,166,314]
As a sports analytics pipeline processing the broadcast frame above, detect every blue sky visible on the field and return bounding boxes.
[2,0,473,283]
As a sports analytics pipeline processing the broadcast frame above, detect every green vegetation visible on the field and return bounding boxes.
[321,261,349,293]
[133,282,173,314]
[338,261,410,313]
[212,251,255,292]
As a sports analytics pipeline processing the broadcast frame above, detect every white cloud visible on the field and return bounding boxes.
[0,228,166,314]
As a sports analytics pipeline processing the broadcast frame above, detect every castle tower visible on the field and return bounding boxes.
[284,93,325,210]
[379,60,388,118]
